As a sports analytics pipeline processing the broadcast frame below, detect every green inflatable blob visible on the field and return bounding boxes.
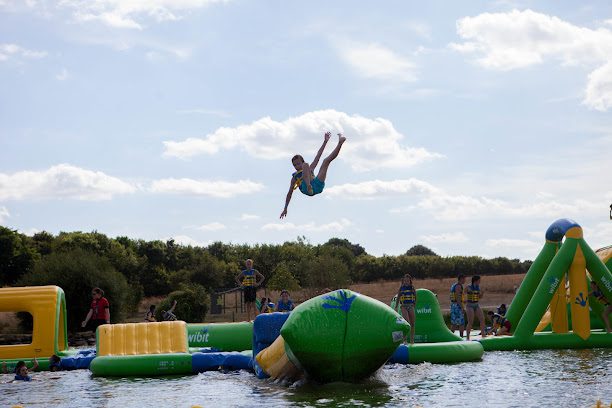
[280,289,409,383]
[187,322,252,351]
[391,289,462,343]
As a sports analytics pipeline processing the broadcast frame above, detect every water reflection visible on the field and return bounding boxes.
[286,378,392,407]
[0,349,610,407]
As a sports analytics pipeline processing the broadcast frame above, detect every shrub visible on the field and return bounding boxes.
[17,249,137,330]
[155,284,209,323]
[301,255,350,290]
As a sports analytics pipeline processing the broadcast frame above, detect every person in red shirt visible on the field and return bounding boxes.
[81,287,110,330]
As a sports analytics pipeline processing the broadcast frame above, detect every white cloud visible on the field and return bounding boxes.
[486,238,539,248]
[329,178,603,221]
[421,232,469,244]
[583,222,612,251]
[0,206,9,223]
[338,43,417,82]
[327,178,437,197]
[163,110,442,171]
[584,61,612,111]
[149,178,264,198]
[59,0,229,30]
[56,68,69,81]
[0,43,47,62]
[240,213,260,221]
[262,218,352,233]
[451,9,612,70]
[171,234,211,247]
[196,222,226,231]
[451,9,612,111]
[20,227,41,236]
[0,164,136,201]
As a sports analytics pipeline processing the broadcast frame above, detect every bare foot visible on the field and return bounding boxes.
[324,131,331,142]
[338,133,346,143]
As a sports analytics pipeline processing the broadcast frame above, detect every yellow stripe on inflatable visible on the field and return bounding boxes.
[535,309,551,332]
[550,275,568,333]
[255,335,301,381]
[97,321,187,356]
[569,245,590,340]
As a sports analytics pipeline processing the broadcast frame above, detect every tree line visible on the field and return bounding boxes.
[0,227,532,329]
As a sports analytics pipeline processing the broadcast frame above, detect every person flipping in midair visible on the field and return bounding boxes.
[280,131,346,219]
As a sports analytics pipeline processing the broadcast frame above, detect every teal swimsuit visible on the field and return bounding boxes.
[293,171,325,196]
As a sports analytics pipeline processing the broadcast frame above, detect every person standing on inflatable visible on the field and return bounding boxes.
[280,132,346,219]
[235,259,264,321]
[465,276,486,340]
[397,274,417,344]
[450,274,466,337]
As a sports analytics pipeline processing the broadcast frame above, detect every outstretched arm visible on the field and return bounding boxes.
[310,132,331,171]
[81,309,93,328]
[280,176,296,218]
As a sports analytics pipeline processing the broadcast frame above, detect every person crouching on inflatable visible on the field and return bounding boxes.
[487,311,511,336]
[590,281,612,333]
[397,274,417,344]
[280,131,346,219]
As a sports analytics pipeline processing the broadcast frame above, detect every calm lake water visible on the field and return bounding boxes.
[1,348,610,408]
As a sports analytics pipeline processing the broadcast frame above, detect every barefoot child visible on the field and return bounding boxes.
[397,274,417,344]
[450,274,466,337]
[280,132,346,219]
[465,275,486,340]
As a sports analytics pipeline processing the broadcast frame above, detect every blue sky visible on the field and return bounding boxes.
[1,0,611,260]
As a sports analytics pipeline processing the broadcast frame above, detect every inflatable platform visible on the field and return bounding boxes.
[388,289,484,364]
[0,285,73,371]
[480,219,612,351]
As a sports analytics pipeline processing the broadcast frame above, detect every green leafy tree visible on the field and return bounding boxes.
[405,245,438,256]
[18,249,134,330]
[0,227,39,285]
[267,263,301,292]
[301,255,350,290]
[323,237,366,257]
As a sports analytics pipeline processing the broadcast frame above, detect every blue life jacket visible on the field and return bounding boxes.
[399,285,416,304]
[277,299,294,312]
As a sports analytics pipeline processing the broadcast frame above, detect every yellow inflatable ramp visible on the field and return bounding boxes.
[97,321,188,356]
[255,335,301,381]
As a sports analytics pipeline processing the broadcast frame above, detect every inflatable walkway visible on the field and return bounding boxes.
[90,321,253,376]
[480,219,612,351]
[388,289,483,364]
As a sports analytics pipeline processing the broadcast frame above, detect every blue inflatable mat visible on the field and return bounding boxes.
[191,352,253,373]
[252,312,290,379]
[387,344,409,364]
[61,348,97,370]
